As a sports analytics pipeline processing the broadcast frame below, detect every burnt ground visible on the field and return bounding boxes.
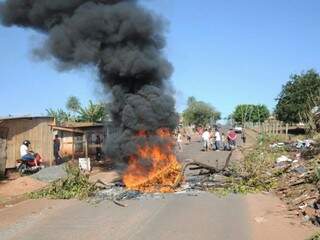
[0,134,316,240]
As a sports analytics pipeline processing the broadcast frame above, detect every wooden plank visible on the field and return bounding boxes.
[0,127,8,176]
[72,133,75,161]
[51,126,84,134]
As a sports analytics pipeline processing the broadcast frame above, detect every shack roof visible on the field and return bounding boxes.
[59,122,104,128]
[51,126,84,134]
[0,116,53,121]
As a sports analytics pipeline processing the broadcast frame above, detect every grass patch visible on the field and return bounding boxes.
[30,164,97,200]
[213,134,287,195]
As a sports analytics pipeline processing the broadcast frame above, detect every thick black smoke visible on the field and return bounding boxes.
[0,0,178,163]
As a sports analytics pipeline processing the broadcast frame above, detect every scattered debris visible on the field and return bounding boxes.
[277,155,292,164]
[92,185,140,207]
[273,138,320,227]
[270,139,316,150]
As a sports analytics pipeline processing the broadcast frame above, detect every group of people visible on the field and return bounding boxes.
[175,126,244,153]
[201,128,238,152]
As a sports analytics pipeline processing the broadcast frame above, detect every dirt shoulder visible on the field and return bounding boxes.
[242,128,318,239]
[246,193,317,240]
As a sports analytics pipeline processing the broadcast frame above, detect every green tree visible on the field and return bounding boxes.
[77,101,107,122]
[47,97,109,124]
[233,104,269,124]
[66,96,81,113]
[46,108,73,124]
[183,97,221,127]
[275,69,320,123]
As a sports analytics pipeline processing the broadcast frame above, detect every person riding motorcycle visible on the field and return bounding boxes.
[227,129,237,150]
[20,140,42,167]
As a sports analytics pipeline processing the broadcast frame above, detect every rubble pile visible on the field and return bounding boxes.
[92,180,202,207]
[93,183,141,207]
[273,139,320,225]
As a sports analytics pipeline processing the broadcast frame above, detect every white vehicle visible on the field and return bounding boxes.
[234,126,243,133]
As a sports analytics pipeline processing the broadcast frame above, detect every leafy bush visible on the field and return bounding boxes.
[30,164,97,200]
[219,134,286,194]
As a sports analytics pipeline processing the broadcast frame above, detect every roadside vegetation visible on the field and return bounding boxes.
[30,164,97,200]
[182,96,221,127]
[275,69,320,133]
[213,135,286,195]
[231,104,270,125]
[46,96,109,124]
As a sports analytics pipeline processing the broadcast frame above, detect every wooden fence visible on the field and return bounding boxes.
[244,121,289,137]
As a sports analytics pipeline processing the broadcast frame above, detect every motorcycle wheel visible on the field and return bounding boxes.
[18,163,27,176]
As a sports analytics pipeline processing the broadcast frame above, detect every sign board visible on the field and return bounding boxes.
[79,158,91,172]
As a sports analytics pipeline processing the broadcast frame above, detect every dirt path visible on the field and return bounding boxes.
[236,129,317,239]
[246,193,316,240]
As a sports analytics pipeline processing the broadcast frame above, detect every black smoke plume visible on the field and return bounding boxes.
[0,0,178,164]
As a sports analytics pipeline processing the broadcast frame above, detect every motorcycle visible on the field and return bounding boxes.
[224,140,237,151]
[16,153,44,176]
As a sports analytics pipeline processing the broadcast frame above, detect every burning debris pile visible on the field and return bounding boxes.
[123,129,182,193]
[0,0,180,192]
[91,153,234,206]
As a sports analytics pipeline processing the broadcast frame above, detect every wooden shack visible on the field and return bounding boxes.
[51,122,105,160]
[0,116,54,175]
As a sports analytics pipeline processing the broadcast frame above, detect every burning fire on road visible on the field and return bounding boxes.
[123,128,182,193]
[0,0,180,192]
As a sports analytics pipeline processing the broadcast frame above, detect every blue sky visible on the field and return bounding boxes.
[1,0,320,119]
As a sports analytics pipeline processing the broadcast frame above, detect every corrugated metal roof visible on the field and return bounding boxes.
[0,116,53,121]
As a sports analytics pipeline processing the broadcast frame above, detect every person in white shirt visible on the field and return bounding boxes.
[202,129,210,151]
[177,131,183,152]
[214,128,221,151]
[20,140,38,166]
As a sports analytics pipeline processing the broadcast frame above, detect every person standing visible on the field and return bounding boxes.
[177,131,183,152]
[53,135,62,165]
[221,133,227,151]
[241,129,247,144]
[186,127,192,144]
[202,129,210,151]
[214,128,221,151]
[95,135,103,161]
[227,128,237,149]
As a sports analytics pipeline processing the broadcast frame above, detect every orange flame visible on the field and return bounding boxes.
[123,128,182,193]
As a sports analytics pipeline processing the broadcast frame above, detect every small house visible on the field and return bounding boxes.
[51,122,105,160]
[0,116,55,175]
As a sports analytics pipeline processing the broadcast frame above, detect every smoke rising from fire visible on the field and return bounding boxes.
[0,0,178,163]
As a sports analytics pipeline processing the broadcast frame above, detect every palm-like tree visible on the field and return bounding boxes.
[77,101,107,122]
[46,108,73,124]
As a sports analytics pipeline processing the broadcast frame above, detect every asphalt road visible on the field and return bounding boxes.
[0,137,250,240]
